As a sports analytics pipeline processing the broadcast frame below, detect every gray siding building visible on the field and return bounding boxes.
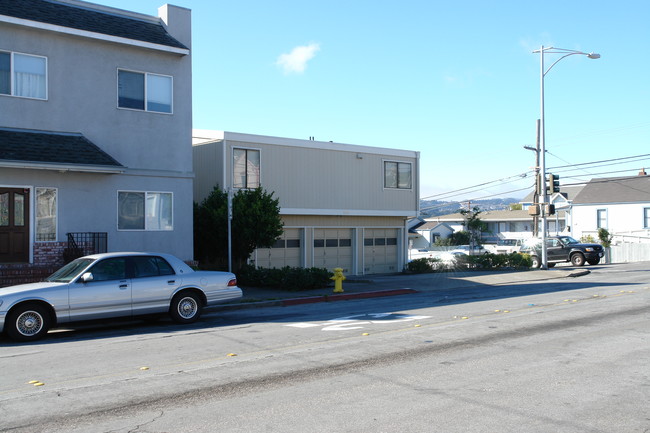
[1,0,193,269]
[193,130,420,275]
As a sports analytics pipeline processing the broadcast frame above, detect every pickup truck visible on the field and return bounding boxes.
[520,236,604,268]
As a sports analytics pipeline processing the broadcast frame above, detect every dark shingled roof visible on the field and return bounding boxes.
[0,127,124,168]
[0,0,187,50]
[573,176,650,204]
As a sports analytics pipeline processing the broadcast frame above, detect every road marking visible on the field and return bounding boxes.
[286,313,432,331]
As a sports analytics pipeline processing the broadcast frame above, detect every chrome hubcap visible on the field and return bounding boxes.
[17,311,43,336]
[178,297,197,319]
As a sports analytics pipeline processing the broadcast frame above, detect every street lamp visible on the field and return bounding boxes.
[533,46,600,269]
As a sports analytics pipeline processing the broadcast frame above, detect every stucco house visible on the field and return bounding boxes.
[0,0,193,277]
[408,219,454,249]
[192,131,420,275]
[570,174,650,243]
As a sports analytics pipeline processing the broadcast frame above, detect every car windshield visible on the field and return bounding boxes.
[562,236,580,245]
[45,258,95,283]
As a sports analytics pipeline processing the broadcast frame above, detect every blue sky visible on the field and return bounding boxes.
[101,0,649,201]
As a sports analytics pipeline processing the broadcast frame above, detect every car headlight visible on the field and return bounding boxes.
[585,247,594,252]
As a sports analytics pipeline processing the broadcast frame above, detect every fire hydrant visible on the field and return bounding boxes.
[331,267,346,293]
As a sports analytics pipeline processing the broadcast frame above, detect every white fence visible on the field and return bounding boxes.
[609,243,650,264]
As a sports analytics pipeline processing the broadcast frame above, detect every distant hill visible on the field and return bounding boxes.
[419,198,521,217]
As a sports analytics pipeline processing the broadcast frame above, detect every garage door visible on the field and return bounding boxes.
[313,228,353,273]
[254,228,302,269]
[363,228,399,274]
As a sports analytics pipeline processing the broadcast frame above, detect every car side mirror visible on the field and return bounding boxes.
[80,272,94,283]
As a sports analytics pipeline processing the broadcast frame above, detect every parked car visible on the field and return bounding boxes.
[448,245,488,255]
[492,238,526,254]
[520,236,604,268]
[0,252,242,342]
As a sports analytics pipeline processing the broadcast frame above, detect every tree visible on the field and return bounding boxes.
[598,228,613,248]
[459,206,487,247]
[509,203,523,211]
[194,186,284,270]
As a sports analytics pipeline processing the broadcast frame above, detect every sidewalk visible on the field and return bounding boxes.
[215,267,591,311]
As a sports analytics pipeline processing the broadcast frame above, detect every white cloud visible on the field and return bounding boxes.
[276,43,320,74]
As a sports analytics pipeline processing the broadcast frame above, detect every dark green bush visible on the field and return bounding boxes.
[461,252,532,269]
[237,265,332,291]
[405,257,442,273]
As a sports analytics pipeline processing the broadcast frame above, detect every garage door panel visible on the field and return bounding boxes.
[364,228,399,274]
[313,228,353,273]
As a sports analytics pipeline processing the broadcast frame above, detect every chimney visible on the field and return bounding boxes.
[639,168,647,176]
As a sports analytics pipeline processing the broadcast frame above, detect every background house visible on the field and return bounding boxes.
[0,0,193,277]
[570,174,650,243]
[422,209,544,244]
[192,130,420,275]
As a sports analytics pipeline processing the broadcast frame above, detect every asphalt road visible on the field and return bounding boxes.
[1,263,649,432]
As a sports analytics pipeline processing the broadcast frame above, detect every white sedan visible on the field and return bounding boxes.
[0,252,242,342]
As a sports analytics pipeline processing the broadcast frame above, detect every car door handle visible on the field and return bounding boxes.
[167,280,176,285]
[119,284,128,289]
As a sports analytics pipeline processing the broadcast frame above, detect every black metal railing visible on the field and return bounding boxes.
[64,232,108,262]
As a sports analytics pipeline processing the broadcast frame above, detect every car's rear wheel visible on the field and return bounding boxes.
[571,253,586,267]
[587,258,601,265]
[170,291,203,324]
[531,256,541,268]
[6,303,51,342]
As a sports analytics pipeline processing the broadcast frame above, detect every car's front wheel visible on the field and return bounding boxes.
[5,303,51,342]
[170,291,203,324]
[571,253,586,266]
[530,256,541,268]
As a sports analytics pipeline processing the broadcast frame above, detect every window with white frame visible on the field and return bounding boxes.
[384,161,412,189]
[118,191,173,230]
[233,148,260,189]
[36,188,57,241]
[644,208,650,229]
[117,69,172,113]
[0,51,47,99]
[596,209,607,229]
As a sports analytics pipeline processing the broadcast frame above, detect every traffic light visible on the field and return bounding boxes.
[547,173,560,194]
[546,204,556,215]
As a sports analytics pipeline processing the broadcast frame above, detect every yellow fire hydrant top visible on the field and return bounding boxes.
[331,267,346,293]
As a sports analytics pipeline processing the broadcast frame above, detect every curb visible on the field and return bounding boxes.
[282,288,418,306]
[212,288,418,311]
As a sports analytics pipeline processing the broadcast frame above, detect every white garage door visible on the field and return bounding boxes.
[255,228,302,269]
[313,228,353,273]
[363,228,399,274]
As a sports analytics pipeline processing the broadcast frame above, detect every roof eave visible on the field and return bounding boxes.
[0,160,126,174]
[0,15,189,56]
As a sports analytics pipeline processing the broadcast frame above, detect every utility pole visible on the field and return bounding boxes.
[524,119,541,237]
[533,119,540,237]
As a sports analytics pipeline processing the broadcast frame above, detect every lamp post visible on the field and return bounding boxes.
[533,46,600,269]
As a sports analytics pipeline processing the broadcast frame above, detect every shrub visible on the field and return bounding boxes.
[237,265,332,291]
[405,257,442,273]
[453,252,531,270]
[580,234,596,243]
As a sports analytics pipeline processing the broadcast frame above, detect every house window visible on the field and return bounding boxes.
[36,188,57,241]
[117,70,172,113]
[644,208,650,229]
[0,51,47,99]
[596,209,607,229]
[384,161,412,189]
[118,191,173,230]
[233,148,260,188]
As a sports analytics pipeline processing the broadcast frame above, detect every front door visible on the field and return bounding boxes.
[0,188,30,263]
